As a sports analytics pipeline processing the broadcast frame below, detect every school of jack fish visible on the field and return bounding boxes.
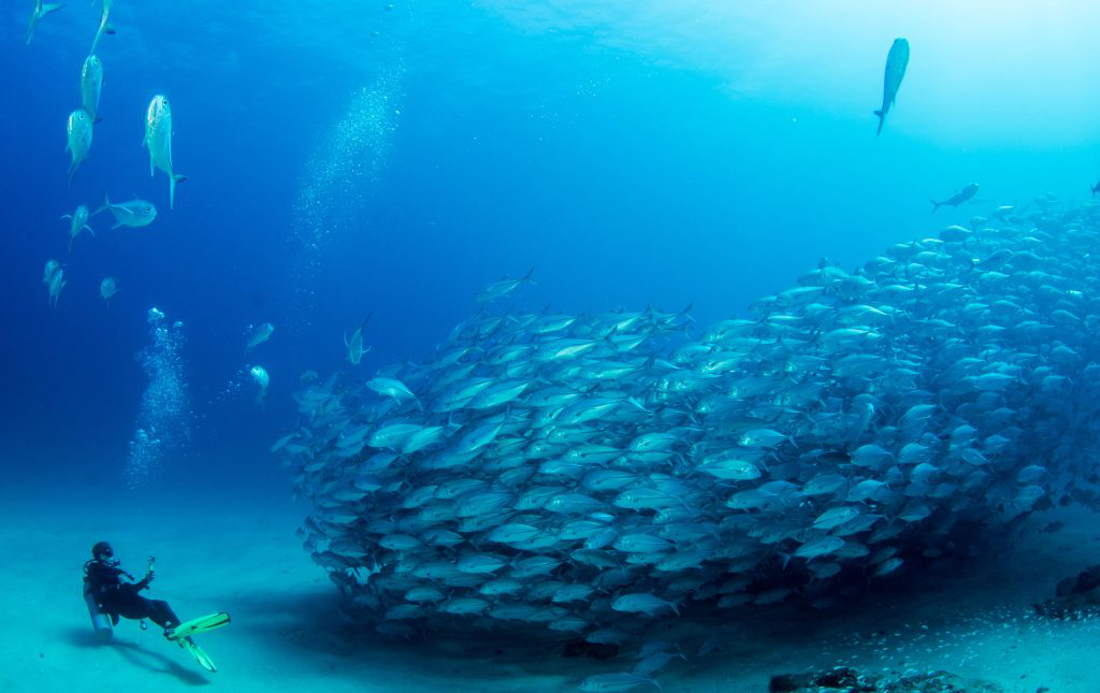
[272,195,1100,674]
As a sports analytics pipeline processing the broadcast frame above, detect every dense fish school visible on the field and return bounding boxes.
[274,197,1100,646]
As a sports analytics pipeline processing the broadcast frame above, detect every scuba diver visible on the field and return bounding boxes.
[84,541,178,632]
[82,541,230,672]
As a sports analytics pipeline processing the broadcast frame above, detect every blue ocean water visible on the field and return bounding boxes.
[6,2,1100,690]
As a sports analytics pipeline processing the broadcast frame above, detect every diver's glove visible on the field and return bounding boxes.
[135,570,156,590]
[140,556,156,588]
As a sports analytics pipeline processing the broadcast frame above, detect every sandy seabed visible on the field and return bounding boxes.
[3,482,1099,693]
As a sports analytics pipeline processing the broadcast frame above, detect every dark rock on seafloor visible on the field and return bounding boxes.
[1033,564,1100,619]
[769,667,868,692]
[768,666,1004,692]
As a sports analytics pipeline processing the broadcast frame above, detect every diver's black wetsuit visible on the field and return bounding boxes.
[84,560,180,630]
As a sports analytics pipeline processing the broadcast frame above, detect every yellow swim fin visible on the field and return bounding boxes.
[168,612,231,640]
[177,636,217,673]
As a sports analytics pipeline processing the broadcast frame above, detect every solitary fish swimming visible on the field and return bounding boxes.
[345,313,373,364]
[61,204,95,251]
[66,109,94,184]
[94,192,157,229]
[143,95,187,209]
[25,0,64,45]
[246,322,274,352]
[99,276,118,304]
[250,365,270,404]
[874,38,910,136]
[80,55,104,123]
[930,183,979,213]
[476,268,535,303]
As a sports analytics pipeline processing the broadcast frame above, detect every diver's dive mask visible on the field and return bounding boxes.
[97,545,120,566]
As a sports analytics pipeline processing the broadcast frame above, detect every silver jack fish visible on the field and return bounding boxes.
[60,204,95,251]
[143,95,187,209]
[65,109,93,184]
[930,183,979,213]
[94,192,157,229]
[345,313,373,364]
[80,55,104,123]
[250,365,270,405]
[874,38,909,136]
[246,323,275,352]
[99,276,118,304]
[476,268,535,303]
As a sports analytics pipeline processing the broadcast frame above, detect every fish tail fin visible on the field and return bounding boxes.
[94,190,109,215]
[170,173,186,209]
[677,302,695,323]
[626,396,649,413]
[873,109,884,136]
[67,161,78,185]
[522,266,535,284]
[930,198,941,213]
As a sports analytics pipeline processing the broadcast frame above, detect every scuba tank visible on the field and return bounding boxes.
[82,561,114,640]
